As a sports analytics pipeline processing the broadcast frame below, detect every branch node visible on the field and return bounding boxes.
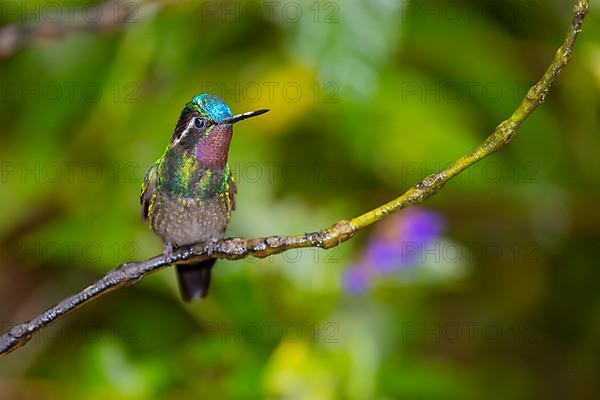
[498,120,519,144]
[265,236,283,248]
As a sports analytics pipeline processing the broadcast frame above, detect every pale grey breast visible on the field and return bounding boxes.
[150,193,231,247]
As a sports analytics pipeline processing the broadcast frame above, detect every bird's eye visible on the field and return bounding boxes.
[194,118,205,129]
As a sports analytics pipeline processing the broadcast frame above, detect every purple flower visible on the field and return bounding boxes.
[364,240,408,273]
[342,208,446,295]
[399,210,445,244]
[342,265,371,294]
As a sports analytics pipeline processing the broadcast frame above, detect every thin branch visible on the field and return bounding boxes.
[0,0,159,59]
[0,0,590,357]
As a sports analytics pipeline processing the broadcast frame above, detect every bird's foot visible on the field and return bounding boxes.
[206,238,219,256]
[163,242,174,262]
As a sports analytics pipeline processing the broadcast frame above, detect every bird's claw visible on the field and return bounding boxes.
[163,242,174,261]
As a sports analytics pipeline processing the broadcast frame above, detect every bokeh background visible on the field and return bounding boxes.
[1,0,599,398]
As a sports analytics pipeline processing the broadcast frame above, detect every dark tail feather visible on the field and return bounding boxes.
[176,259,216,302]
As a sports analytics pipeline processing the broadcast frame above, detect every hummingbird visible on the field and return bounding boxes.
[141,93,268,301]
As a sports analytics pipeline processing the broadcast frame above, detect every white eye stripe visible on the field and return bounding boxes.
[172,118,213,145]
[172,119,196,145]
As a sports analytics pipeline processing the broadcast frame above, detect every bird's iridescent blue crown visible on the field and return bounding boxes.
[190,94,233,123]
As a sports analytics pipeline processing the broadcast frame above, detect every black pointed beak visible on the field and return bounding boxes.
[221,109,269,125]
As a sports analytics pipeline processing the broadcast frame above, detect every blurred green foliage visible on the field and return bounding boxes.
[1,0,599,398]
